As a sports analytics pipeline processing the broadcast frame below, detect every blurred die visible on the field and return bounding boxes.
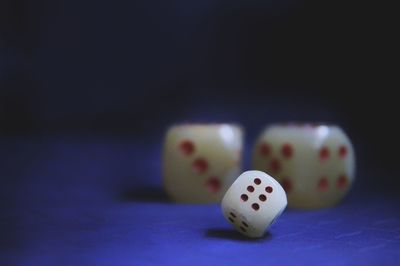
[163,123,243,203]
[252,123,355,209]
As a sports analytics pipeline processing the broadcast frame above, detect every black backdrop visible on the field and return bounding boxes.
[0,0,397,180]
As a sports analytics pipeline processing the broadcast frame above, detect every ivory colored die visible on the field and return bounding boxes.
[252,123,356,209]
[163,124,243,203]
[221,170,287,238]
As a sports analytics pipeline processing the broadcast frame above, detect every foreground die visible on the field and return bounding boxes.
[252,123,356,209]
[163,123,243,203]
[221,170,287,238]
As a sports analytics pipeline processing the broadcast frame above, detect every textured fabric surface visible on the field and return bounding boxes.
[1,137,399,265]
[1,0,398,264]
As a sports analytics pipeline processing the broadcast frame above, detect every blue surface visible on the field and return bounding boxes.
[1,0,398,264]
[1,136,400,265]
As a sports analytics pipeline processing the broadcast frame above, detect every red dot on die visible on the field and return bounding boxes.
[259,142,271,157]
[254,178,261,185]
[251,203,260,211]
[265,186,273,193]
[268,159,281,173]
[281,143,294,159]
[337,175,348,189]
[241,194,249,201]
[319,146,330,161]
[317,177,329,191]
[281,178,292,193]
[247,186,255,192]
[179,140,195,156]
[338,145,348,158]
[205,176,221,193]
[192,158,208,174]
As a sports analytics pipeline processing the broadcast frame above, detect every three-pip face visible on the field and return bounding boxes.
[252,123,356,209]
[163,124,243,203]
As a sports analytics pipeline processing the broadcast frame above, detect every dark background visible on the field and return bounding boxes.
[1,0,397,171]
[1,0,399,265]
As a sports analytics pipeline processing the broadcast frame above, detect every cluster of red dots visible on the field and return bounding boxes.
[259,141,350,193]
[228,212,248,232]
[179,139,221,193]
[317,175,349,191]
[279,174,349,193]
[259,141,294,180]
[180,139,209,173]
[317,145,349,191]
[240,178,273,211]
[319,145,348,161]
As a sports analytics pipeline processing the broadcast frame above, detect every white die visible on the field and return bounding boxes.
[221,170,287,238]
[163,124,243,203]
[252,124,356,209]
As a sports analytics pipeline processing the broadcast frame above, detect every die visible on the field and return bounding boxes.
[252,123,355,209]
[221,170,287,238]
[163,123,243,203]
